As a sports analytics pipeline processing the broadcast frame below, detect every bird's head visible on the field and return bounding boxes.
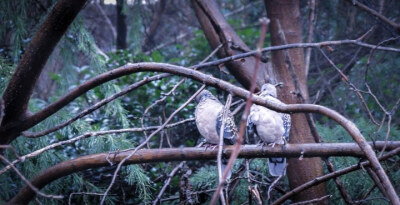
[195,90,217,103]
[260,83,277,98]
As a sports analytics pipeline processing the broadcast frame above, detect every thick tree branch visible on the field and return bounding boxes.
[0,119,194,175]
[3,36,399,139]
[192,0,268,89]
[272,147,400,205]
[1,0,88,139]
[8,142,400,204]
[1,61,397,203]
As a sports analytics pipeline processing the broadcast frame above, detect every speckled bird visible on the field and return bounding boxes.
[195,90,237,178]
[247,83,291,176]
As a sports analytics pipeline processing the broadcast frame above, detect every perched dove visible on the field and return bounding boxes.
[195,90,237,178]
[247,84,291,176]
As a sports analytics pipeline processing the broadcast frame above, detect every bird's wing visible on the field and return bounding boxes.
[282,113,291,141]
[246,108,259,144]
[216,111,237,145]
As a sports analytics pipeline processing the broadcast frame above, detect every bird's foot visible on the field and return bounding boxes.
[204,143,218,150]
[283,137,288,145]
[256,141,265,147]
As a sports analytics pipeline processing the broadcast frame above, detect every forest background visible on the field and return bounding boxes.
[0,0,400,204]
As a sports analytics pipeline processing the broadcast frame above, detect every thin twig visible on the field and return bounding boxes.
[0,118,194,175]
[0,155,64,200]
[318,48,380,125]
[346,0,400,32]
[23,75,171,138]
[267,175,283,201]
[271,147,400,205]
[217,94,232,205]
[23,44,224,139]
[68,192,111,205]
[364,37,400,83]
[305,0,316,76]
[152,162,185,205]
[141,44,224,148]
[323,158,354,204]
[14,38,400,138]
[289,194,331,205]
[210,17,269,205]
[159,189,217,203]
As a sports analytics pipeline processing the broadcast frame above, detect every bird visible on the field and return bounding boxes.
[194,90,238,179]
[247,83,291,176]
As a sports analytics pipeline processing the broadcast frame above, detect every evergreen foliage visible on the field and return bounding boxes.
[0,0,399,204]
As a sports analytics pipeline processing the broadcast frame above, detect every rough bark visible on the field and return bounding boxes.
[116,0,127,49]
[191,0,268,90]
[0,0,88,145]
[264,0,327,202]
[8,142,400,204]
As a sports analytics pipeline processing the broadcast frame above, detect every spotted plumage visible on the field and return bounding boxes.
[247,84,291,176]
[195,90,238,179]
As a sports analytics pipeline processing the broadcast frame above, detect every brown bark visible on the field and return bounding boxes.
[1,61,394,201]
[264,0,326,202]
[8,142,400,204]
[191,0,268,90]
[0,0,88,145]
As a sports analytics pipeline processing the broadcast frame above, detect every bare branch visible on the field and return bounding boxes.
[1,0,88,142]
[318,48,379,125]
[23,75,168,138]
[210,17,269,205]
[1,119,194,175]
[99,85,206,204]
[68,192,110,205]
[2,60,393,203]
[346,0,400,33]
[305,0,316,76]
[152,162,185,205]
[4,37,399,137]
[9,143,400,204]
[271,147,400,205]
[0,155,63,200]
[289,195,331,205]
[22,44,224,139]
[217,94,232,204]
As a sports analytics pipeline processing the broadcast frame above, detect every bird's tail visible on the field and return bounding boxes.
[268,157,286,176]
[222,159,232,180]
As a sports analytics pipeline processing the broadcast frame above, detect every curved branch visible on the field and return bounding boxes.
[2,38,399,137]
[1,61,397,202]
[22,73,171,138]
[272,147,400,205]
[345,0,400,34]
[0,58,396,201]
[8,142,400,204]
[1,0,88,136]
[0,119,194,175]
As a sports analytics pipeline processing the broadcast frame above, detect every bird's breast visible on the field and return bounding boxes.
[195,100,223,144]
[250,105,284,144]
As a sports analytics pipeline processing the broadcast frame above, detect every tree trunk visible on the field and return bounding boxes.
[116,0,127,49]
[192,0,327,202]
[264,0,327,203]
[191,0,268,90]
[0,0,88,145]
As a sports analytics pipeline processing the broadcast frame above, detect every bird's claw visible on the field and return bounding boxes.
[204,143,218,150]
